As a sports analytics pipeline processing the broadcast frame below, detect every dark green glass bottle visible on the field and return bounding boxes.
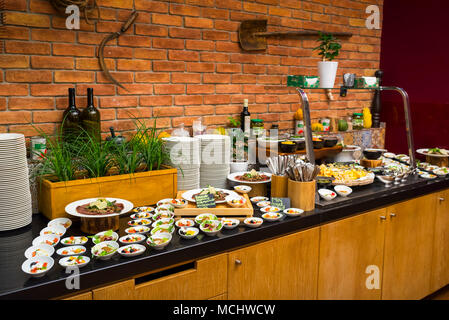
[62,88,82,143]
[81,88,101,142]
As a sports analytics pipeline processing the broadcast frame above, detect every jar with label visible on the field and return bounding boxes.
[321,118,330,132]
[352,113,364,130]
[251,119,265,137]
[30,136,46,161]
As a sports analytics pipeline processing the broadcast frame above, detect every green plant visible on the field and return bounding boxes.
[112,139,143,175]
[227,116,241,128]
[313,33,342,61]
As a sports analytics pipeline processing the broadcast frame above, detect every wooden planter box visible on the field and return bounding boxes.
[38,166,178,220]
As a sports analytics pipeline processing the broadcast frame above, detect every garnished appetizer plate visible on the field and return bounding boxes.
[124,226,150,234]
[152,218,174,228]
[383,152,396,159]
[91,230,119,244]
[59,256,90,269]
[179,227,199,239]
[24,244,54,259]
[32,235,60,247]
[227,196,246,208]
[221,218,240,230]
[65,197,133,218]
[244,217,263,228]
[119,234,146,245]
[118,244,146,258]
[22,256,54,278]
[195,213,218,225]
[60,236,88,246]
[147,232,172,250]
[175,218,195,228]
[132,206,154,214]
[40,225,66,237]
[155,204,175,213]
[250,196,269,204]
[260,206,282,213]
[234,185,252,194]
[91,241,118,260]
[318,189,337,201]
[420,173,437,179]
[283,208,304,217]
[47,217,72,230]
[151,224,175,235]
[152,211,175,221]
[130,211,153,220]
[157,198,174,207]
[262,212,283,222]
[227,170,272,184]
[256,200,271,208]
[417,148,449,158]
[182,186,238,204]
[200,220,223,236]
[434,167,449,176]
[128,218,152,227]
[56,246,86,256]
[170,199,188,208]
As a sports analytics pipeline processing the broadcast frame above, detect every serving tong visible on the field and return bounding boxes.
[266,154,300,176]
[285,159,320,182]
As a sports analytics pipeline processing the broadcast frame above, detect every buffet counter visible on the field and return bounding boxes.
[1,175,449,300]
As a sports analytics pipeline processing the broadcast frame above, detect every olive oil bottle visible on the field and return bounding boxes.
[81,88,101,142]
[62,88,82,143]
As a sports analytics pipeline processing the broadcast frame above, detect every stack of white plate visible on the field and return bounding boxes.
[163,137,201,190]
[198,135,231,189]
[0,133,32,231]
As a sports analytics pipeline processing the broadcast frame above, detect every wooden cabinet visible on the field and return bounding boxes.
[93,279,135,300]
[382,194,437,300]
[63,291,93,300]
[227,227,320,300]
[318,208,387,300]
[431,190,449,292]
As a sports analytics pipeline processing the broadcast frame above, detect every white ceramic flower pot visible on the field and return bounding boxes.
[318,61,338,88]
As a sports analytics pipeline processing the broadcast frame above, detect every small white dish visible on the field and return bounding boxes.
[421,173,437,179]
[60,235,88,246]
[22,256,54,278]
[124,226,151,234]
[130,212,153,220]
[334,185,353,197]
[152,218,175,228]
[221,218,240,230]
[59,256,90,269]
[227,196,246,208]
[195,213,218,225]
[178,227,199,239]
[91,230,119,244]
[283,208,304,217]
[170,199,188,208]
[256,201,271,208]
[383,152,396,158]
[152,211,175,221]
[24,244,55,259]
[262,212,283,222]
[200,220,223,236]
[175,218,195,228]
[151,224,175,235]
[32,234,60,247]
[117,244,146,257]
[128,218,152,227]
[132,206,155,214]
[147,232,172,250]
[56,246,86,256]
[318,189,337,201]
[40,225,66,237]
[250,196,269,204]
[119,234,146,245]
[47,217,72,229]
[157,198,174,207]
[91,241,119,260]
[434,168,449,176]
[234,185,252,194]
[156,203,175,212]
[244,217,263,228]
[260,206,281,213]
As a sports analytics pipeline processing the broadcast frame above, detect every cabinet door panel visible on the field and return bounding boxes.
[228,228,319,300]
[431,190,449,292]
[382,194,436,300]
[318,208,386,300]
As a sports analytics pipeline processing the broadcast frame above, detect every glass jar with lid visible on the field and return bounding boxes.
[251,119,265,137]
[352,113,364,130]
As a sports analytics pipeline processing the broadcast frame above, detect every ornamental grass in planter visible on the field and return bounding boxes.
[36,119,177,220]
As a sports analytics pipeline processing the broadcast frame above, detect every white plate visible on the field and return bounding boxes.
[40,225,66,237]
[318,189,337,201]
[65,197,133,218]
[260,206,282,213]
[128,218,152,227]
[132,206,155,214]
[157,198,174,207]
[124,226,150,234]
[262,212,283,222]
[244,217,263,228]
[383,152,396,158]
[420,173,437,179]
[195,213,218,225]
[118,244,146,257]
[199,220,223,236]
[256,201,271,208]
[147,232,172,250]
[60,236,89,246]
[250,196,269,203]
[48,217,72,229]
[175,218,195,228]
[152,218,175,228]
[182,188,239,204]
[22,256,54,278]
[130,212,153,220]
[178,227,199,239]
[59,256,90,269]
[234,185,252,194]
[91,231,119,244]
[283,208,304,217]
[334,185,353,197]
[221,218,240,229]
[227,171,272,184]
[91,241,119,260]
[56,246,86,256]
[119,234,146,245]
[32,235,60,247]
[417,148,449,158]
[24,244,54,259]
[434,168,449,176]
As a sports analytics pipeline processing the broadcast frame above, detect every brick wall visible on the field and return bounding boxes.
[0,0,383,138]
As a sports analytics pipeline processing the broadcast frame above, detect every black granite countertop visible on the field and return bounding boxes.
[1,174,449,299]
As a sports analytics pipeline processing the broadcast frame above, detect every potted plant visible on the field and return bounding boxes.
[314,33,342,88]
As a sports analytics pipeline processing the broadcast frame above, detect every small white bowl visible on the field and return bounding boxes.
[59,256,90,269]
[234,185,252,194]
[260,206,281,213]
[152,211,175,221]
[200,220,223,236]
[132,206,155,214]
[318,189,337,201]
[178,227,199,239]
[283,208,304,217]
[156,204,175,212]
[334,185,353,197]
[421,173,437,179]
[32,235,60,247]
[434,168,449,176]
[91,241,119,260]
[147,232,172,250]
[151,224,175,235]
[262,212,283,222]
[91,230,119,244]
[250,196,269,204]
[221,218,240,230]
[157,198,174,207]
[24,244,55,259]
[227,196,246,208]
[60,236,88,246]
[128,218,152,227]
[117,244,146,257]
[244,217,263,228]
[152,218,175,228]
[40,225,66,237]
[124,226,150,234]
[170,199,188,208]
[256,201,271,208]
[119,233,146,245]
[56,246,86,256]
[175,218,195,228]
[195,213,218,225]
[47,217,72,229]
[22,256,54,278]
[130,212,153,220]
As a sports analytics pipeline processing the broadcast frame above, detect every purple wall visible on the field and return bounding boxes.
[380,0,449,154]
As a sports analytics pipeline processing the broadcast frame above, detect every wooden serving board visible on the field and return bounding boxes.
[174,191,253,220]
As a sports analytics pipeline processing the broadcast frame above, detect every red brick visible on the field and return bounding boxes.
[135,0,169,13]
[140,96,172,106]
[153,38,185,49]
[53,44,95,57]
[217,64,241,73]
[29,0,57,14]
[99,97,138,108]
[0,99,6,111]
[118,35,152,47]
[9,124,55,137]
[201,52,229,63]
[202,8,229,19]
[54,71,94,83]
[168,50,199,61]
[186,40,215,51]
[32,29,76,42]
[5,0,27,10]
[117,107,153,119]
[134,48,166,60]
[216,84,241,94]
[169,28,202,39]
[243,2,267,13]
[76,58,114,71]
[33,110,64,123]
[117,59,151,71]
[153,107,184,117]
[0,55,29,68]
[9,97,54,110]
[203,74,231,84]
[97,72,133,84]
[185,106,214,116]
[152,13,183,26]
[172,73,201,84]
[1,26,29,40]
[31,84,72,97]
[102,46,133,59]
[174,95,203,105]
[5,12,50,28]
[154,84,185,95]
[117,84,154,95]
[31,56,74,69]
[204,95,231,105]
[96,21,123,33]
[232,75,257,84]
[6,70,52,83]
[243,65,266,74]
[153,61,185,72]
[0,111,32,124]
[135,24,168,37]
[97,0,133,9]
[76,84,116,96]
[214,20,239,31]
[170,4,201,16]
[0,84,28,96]
[216,0,242,10]
[186,62,214,73]
[185,17,213,29]
[5,41,50,55]
[135,73,170,83]
[187,85,215,94]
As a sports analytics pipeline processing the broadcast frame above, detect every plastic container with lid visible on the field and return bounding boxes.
[251,119,265,136]
[352,113,364,130]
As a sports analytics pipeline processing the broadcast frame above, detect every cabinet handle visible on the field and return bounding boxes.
[235,259,242,265]
[380,216,386,220]
[390,213,396,218]
[440,198,445,202]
